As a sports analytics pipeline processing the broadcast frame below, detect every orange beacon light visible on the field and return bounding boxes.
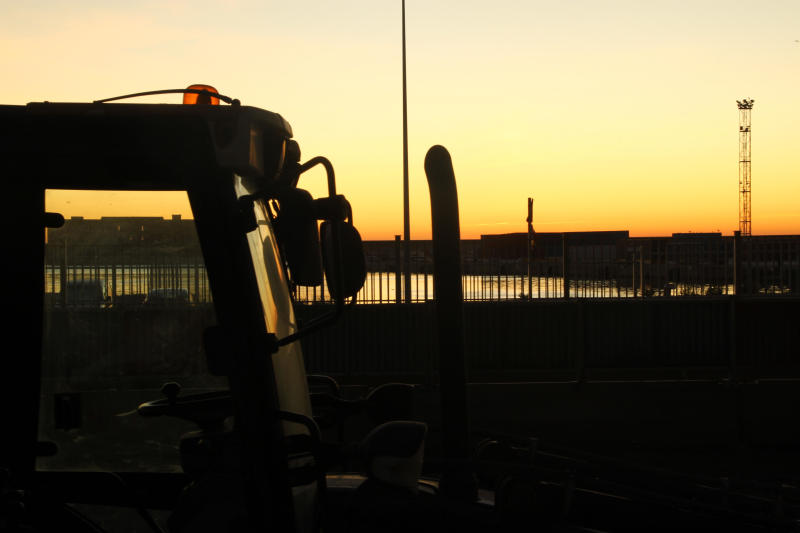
[183,84,220,105]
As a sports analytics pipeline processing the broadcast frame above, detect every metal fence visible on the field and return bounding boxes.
[39,240,800,384]
[295,235,800,304]
[297,298,800,381]
[44,244,212,307]
[44,236,800,307]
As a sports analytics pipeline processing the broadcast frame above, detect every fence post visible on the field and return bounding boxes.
[639,245,645,298]
[733,231,741,296]
[527,197,533,299]
[562,233,570,299]
[576,301,585,383]
[111,250,117,304]
[60,242,68,307]
[728,293,738,381]
[395,235,402,304]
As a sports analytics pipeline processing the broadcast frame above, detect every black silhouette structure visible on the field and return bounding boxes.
[1,87,799,532]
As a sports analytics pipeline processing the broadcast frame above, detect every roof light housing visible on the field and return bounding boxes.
[183,84,220,106]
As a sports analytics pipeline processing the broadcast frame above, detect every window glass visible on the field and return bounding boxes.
[233,177,311,427]
[39,190,226,472]
[233,178,297,339]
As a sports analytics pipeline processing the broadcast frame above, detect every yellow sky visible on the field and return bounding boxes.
[5,1,799,239]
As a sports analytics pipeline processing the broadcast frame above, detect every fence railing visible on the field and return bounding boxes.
[44,236,800,307]
[44,244,212,307]
[295,235,799,303]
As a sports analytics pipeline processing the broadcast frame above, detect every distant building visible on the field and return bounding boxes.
[47,215,200,250]
[671,232,722,238]
[480,231,630,261]
[360,239,481,272]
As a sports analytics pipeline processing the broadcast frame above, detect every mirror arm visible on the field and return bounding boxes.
[275,299,344,348]
[293,156,346,312]
[296,156,337,196]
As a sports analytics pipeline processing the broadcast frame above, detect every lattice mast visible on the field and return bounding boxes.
[737,98,754,236]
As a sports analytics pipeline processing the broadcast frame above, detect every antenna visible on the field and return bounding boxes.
[737,98,754,236]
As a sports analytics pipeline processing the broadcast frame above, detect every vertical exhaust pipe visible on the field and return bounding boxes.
[424,145,477,501]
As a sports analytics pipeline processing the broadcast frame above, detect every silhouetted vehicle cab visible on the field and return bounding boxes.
[1,85,372,533]
[4,86,792,533]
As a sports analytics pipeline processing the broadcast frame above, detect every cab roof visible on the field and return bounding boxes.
[0,101,293,190]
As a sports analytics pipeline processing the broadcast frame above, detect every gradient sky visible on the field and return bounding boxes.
[3,1,799,239]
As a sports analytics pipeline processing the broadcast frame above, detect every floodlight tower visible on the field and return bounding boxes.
[737,98,754,236]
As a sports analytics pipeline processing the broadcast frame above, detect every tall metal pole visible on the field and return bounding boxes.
[402,0,412,303]
[737,98,754,236]
[527,197,533,299]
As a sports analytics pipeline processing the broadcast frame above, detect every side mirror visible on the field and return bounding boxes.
[320,221,366,300]
[272,189,324,286]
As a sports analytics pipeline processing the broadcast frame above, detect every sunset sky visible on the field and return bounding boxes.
[3,1,799,239]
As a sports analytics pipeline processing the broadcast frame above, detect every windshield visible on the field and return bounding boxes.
[39,190,226,473]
